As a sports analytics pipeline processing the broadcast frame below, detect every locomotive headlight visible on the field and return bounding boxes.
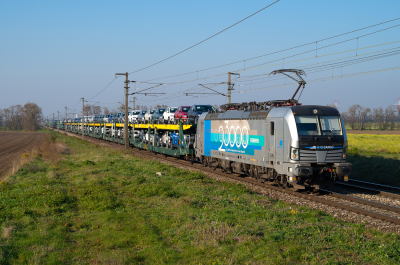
[291,147,299,161]
[342,148,347,160]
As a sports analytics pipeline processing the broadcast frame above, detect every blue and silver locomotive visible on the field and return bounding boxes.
[195,101,351,190]
[195,69,351,190]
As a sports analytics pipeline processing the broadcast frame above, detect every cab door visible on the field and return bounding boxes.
[268,120,276,165]
[275,119,284,164]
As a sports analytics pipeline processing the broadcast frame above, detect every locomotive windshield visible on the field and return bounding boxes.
[295,115,342,136]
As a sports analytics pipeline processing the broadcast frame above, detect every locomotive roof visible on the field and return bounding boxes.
[291,105,340,116]
[204,105,340,120]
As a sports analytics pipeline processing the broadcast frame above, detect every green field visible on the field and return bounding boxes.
[0,132,400,264]
[347,134,400,187]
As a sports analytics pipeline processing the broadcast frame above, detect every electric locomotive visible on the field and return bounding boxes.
[195,69,351,190]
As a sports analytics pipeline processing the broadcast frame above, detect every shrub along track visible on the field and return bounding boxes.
[60,129,400,233]
[0,132,46,179]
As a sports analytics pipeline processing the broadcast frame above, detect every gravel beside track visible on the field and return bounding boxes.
[332,186,400,208]
[60,129,400,233]
[0,131,46,179]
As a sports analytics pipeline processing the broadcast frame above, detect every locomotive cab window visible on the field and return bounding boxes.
[295,116,320,136]
[295,115,343,136]
[320,116,343,135]
[270,122,274,135]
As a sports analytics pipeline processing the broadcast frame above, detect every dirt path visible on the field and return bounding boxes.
[0,132,46,178]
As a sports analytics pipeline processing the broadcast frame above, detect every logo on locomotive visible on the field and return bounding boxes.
[204,120,264,156]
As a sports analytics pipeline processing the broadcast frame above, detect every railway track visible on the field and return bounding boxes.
[59,129,400,228]
[335,179,400,200]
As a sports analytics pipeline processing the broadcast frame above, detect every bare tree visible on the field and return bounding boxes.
[358,107,371,130]
[0,108,3,127]
[92,105,101,115]
[154,104,168,109]
[117,104,125,113]
[385,105,396,130]
[373,107,384,130]
[104,107,110,115]
[136,105,148,110]
[347,105,358,130]
[397,106,400,130]
[1,103,42,131]
[22,102,42,131]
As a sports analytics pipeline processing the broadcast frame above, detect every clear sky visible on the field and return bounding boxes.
[1,0,400,118]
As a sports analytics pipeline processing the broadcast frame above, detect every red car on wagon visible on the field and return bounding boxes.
[174,106,191,122]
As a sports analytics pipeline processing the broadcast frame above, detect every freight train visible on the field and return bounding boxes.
[47,69,351,190]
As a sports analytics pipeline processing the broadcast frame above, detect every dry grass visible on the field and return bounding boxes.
[3,132,69,183]
[194,222,239,247]
[1,226,14,240]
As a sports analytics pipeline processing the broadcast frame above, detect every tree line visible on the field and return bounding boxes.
[0,102,43,131]
[340,104,400,130]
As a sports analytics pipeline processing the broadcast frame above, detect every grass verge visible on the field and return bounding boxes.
[0,132,399,264]
[347,134,400,187]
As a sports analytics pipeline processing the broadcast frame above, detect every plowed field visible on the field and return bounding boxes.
[0,132,45,178]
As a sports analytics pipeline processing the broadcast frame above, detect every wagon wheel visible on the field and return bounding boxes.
[254,167,263,183]
[282,175,289,189]
[277,175,283,188]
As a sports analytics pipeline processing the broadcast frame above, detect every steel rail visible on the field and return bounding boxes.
[335,181,400,200]
[321,190,400,214]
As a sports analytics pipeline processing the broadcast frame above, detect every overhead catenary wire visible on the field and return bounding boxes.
[133,34,400,89]
[135,42,400,103]
[143,17,400,82]
[129,0,281,74]
[70,18,400,110]
[142,66,400,105]
[86,77,118,100]
[74,19,400,111]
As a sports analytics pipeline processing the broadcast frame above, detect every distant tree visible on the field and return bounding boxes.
[385,105,396,131]
[397,106,400,130]
[83,105,91,116]
[92,105,101,115]
[358,107,371,130]
[136,105,148,110]
[0,108,3,126]
[117,104,125,113]
[347,105,358,130]
[104,108,110,115]
[22,102,42,131]
[373,107,384,130]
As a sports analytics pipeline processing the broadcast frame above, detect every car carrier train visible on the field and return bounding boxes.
[47,69,351,190]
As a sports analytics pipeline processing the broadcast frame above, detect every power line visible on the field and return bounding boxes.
[135,41,400,102]
[138,66,400,105]
[134,28,400,89]
[129,0,281,74]
[87,77,117,100]
[143,17,400,82]
[237,24,400,73]
[235,45,400,84]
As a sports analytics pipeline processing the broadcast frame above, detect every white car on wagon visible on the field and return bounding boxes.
[163,107,178,123]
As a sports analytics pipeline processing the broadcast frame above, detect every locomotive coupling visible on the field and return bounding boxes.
[294,164,313,177]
